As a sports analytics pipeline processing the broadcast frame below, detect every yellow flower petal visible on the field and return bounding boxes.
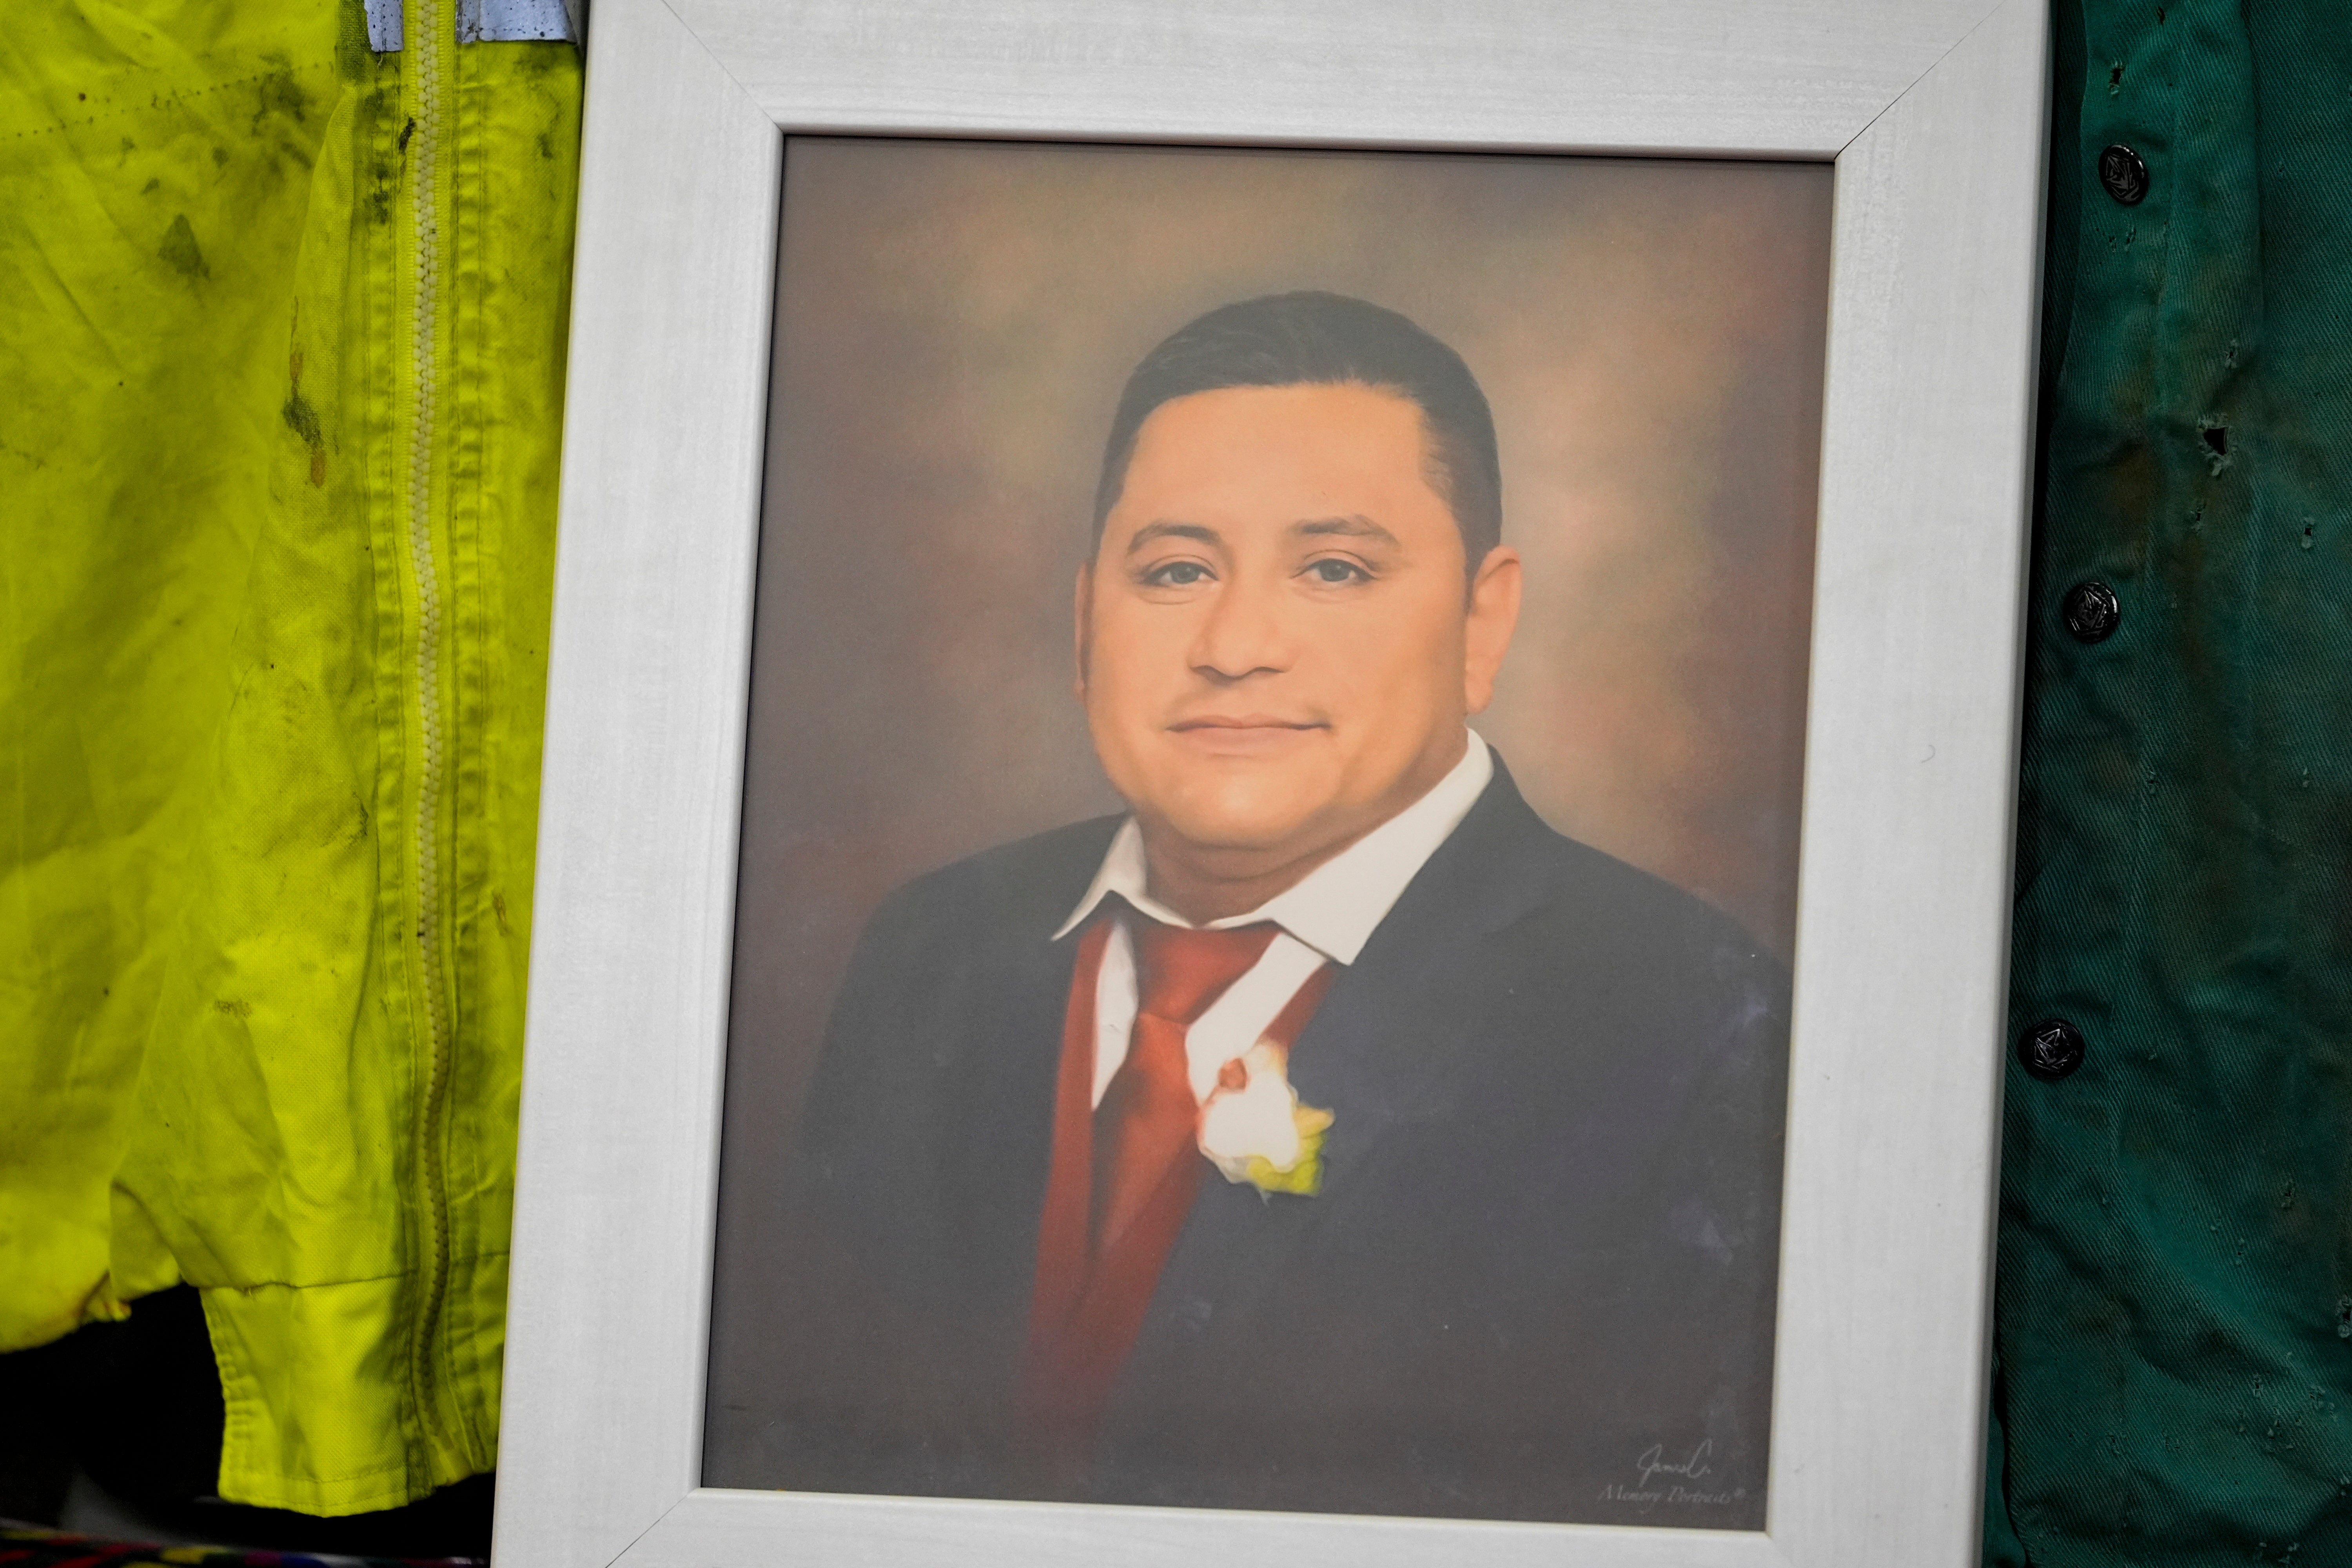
[1241,1102,1332,1196]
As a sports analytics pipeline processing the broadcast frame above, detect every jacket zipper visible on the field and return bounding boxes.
[402,0,456,1471]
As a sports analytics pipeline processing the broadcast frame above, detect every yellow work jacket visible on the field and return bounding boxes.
[2,0,578,1516]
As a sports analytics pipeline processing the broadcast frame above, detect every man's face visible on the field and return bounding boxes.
[1078,382,1521,891]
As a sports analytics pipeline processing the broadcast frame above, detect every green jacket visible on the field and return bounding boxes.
[1,0,578,1516]
[1991,0,2352,1561]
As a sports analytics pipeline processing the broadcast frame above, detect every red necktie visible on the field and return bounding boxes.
[1091,919,1279,1255]
[1021,915,1277,1468]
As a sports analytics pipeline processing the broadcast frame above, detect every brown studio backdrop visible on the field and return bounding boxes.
[706,137,1830,1455]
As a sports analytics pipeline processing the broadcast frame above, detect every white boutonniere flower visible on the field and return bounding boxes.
[1196,1040,1334,1198]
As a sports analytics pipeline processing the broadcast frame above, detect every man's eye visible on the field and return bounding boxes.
[1145,560,1213,587]
[1306,558,1370,584]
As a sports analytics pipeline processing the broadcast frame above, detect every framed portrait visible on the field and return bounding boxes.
[497,4,2047,1566]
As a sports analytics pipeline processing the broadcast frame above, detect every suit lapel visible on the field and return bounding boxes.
[1271,758,1559,1192]
[929,824,1123,1324]
[1116,761,1563,1383]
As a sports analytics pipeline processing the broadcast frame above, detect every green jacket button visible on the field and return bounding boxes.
[2098,143,2149,205]
[2018,1019,2087,1081]
[2063,580,2121,642]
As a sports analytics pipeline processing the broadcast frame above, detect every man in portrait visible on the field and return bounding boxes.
[755,291,1788,1527]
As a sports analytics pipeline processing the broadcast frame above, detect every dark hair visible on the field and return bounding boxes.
[1091,291,1502,572]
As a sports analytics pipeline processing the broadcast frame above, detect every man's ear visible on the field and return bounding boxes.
[1073,559,1095,700]
[1462,544,1523,715]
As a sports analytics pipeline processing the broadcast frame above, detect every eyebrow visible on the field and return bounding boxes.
[1295,515,1401,547]
[1124,520,1222,555]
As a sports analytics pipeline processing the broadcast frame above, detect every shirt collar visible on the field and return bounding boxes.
[1051,730,1493,964]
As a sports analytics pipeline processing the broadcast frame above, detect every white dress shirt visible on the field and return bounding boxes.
[1053,731,1494,1107]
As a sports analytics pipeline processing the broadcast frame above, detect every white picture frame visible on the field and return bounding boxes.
[495,3,2049,1565]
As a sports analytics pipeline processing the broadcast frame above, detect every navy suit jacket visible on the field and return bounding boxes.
[749,757,1788,1527]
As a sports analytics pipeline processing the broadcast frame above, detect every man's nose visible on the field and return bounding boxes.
[1187,570,1294,682]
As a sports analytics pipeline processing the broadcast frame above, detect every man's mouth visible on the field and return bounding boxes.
[1168,715,1326,733]
[1165,716,1327,753]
